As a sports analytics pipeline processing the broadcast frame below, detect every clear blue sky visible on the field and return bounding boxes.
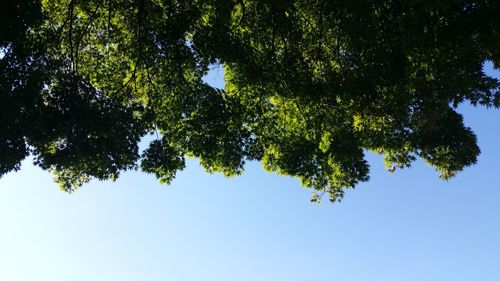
[1,64,499,281]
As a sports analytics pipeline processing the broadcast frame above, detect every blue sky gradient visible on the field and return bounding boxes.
[0,64,499,281]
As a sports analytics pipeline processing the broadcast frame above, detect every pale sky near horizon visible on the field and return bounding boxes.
[0,64,499,281]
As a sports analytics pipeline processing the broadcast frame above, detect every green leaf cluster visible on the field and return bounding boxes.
[1,0,499,202]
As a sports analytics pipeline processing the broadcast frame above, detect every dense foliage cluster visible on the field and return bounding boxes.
[1,0,499,202]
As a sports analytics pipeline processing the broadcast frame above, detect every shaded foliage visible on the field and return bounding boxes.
[1,0,499,202]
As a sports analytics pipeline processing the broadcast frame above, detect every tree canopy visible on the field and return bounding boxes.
[1,0,499,202]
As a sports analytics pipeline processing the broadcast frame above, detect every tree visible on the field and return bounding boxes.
[1,0,499,202]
